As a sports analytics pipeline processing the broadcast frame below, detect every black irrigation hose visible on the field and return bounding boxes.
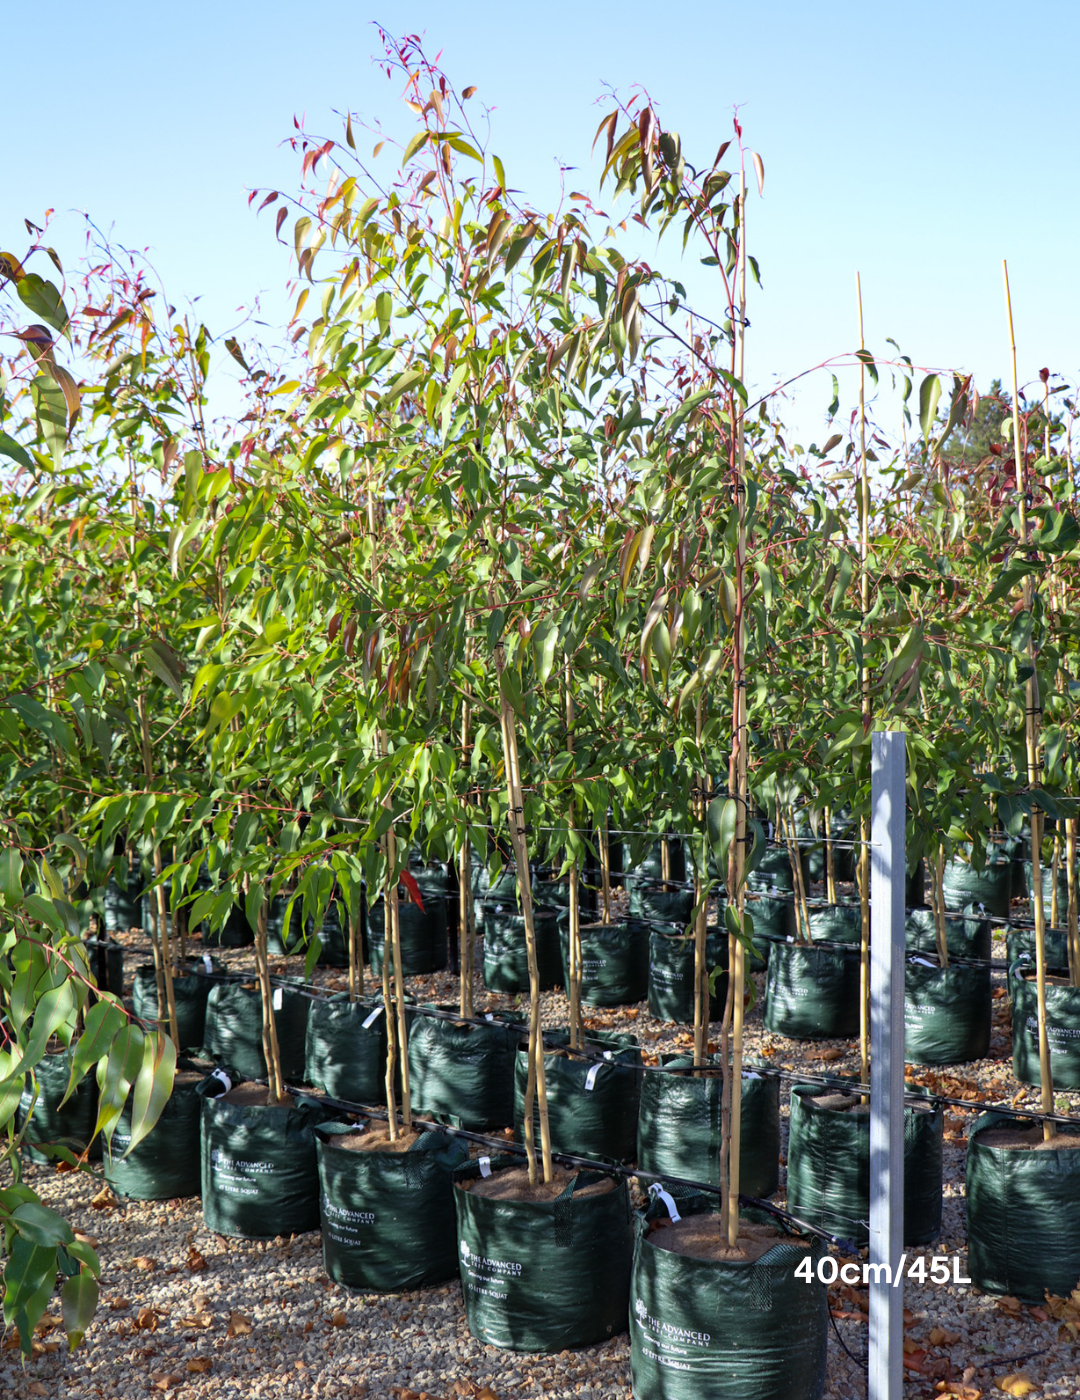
[269,1077,865,1256]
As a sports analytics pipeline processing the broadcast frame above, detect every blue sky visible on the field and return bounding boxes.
[7,0,1080,450]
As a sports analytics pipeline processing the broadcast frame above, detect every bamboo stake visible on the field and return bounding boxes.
[1004,259,1054,1140]
[824,804,837,905]
[725,164,750,1250]
[565,659,583,1050]
[693,697,708,1067]
[856,272,872,1098]
[346,898,362,1002]
[932,845,949,968]
[495,646,552,1185]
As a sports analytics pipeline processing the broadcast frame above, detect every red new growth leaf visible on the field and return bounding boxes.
[399,870,426,912]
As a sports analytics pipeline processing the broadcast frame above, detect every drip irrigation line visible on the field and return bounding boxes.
[268,1077,865,1256]
[828,1307,868,1371]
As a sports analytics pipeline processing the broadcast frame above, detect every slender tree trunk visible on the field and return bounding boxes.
[1004,260,1054,1140]
[824,804,837,905]
[254,903,284,1103]
[495,648,552,1186]
[932,845,949,968]
[565,660,582,1051]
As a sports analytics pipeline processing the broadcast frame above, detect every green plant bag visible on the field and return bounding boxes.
[315,899,360,968]
[266,895,310,957]
[746,843,809,896]
[636,1058,780,1199]
[647,929,727,1025]
[407,1009,518,1130]
[1006,924,1071,977]
[132,957,226,1050]
[473,864,518,935]
[317,1122,470,1291]
[202,979,311,1083]
[801,808,856,886]
[103,875,142,934]
[105,1065,205,1200]
[200,901,254,949]
[17,1044,98,1164]
[741,894,785,963]
[1010,959,1080,1089]
[453,1154,633,1352]
[786,1083,942,1247]
[629,882,694,927]
[1021,858,1078,914]
[904,958,991,1065]
[513,1032,642,1162]
[199,1085,331,1238]
[762,942,860,1040]
[965,1112,1080,1300]
[482,906,561,993]
[304,995,389,1103]
[409,863,450,962]
[629,1193,827,1400]
[620,838,685,885]
[558,919,649,1007]
[87,937,125,998]
[905,907,992,961]
[369,895,446,976]
[786,901,861,944]
[942,854,1012,920]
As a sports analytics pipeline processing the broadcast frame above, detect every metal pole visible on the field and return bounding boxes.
[868,730,905,1400]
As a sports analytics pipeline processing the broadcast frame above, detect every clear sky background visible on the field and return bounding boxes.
[6,0,1079,450]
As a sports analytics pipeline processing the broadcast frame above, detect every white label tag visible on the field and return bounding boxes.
[479,1155,492,1178]
[648,1183,681,1222]
[273,987,283,1010]
[202,954,213,973]
[584,1064,602,1091]
[361,1005,385,1029]
[484,1013,495,1022]
[602,1050,613,1061]
[211,1069,232,1093]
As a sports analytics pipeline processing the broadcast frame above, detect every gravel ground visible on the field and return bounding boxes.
[5,887,1080,1400]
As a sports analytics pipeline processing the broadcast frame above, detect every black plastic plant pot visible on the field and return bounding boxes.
[628,881,694,928]
[558,919,649,1007]
[369,895,445,976]
[905,907,992,961]
[637,1058,781,1200]
[786,1083,942,1248]
[317,1122,470,1291]
[17,1044,99,1164]
[482,906,561,994]
[647,929,727,1025]
[904,957,991,1065]
[131,956,226,1051]
[1006,924,1071,978]
[203,979,311,1082]
[513,1032,642,1162]
[942,854,1012,920]
[304,995,390,1103]
[105,1066,205,1200]
[762,941,860,1040]
[103,875,143,934]
[786,901,861,944]
[965,1112,1080,1300]
[1010,960,1080,1089]
[629,1194,828,1400]
[407,1009,519,1131]
[200,1086,330,1238]
[453,1155,633,1352]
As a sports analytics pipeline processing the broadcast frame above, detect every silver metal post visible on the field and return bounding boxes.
[868,730,905,1400]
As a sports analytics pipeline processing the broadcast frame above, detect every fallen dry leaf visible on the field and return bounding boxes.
[186,1245,208,1273]
[28,1384,48,1397]
[935,1383,982,1399]
[997,1376,1040,1397]
[331,1309,348,1328]
[186,1357,213,1374]
[91,1188,118,1211]
[73,1230,98,1247]
[152,1375,182,1392]
[34,1313,62,1336]
[930,1326,961,1346]
[135,1307,161,1332]
[477,1388,500,1400]
[132,1256,157,1273]
[996,1295,1023,1318]
[179,1312,212,1330]
[108,1297,131,1312]
[227,1311,252,1337]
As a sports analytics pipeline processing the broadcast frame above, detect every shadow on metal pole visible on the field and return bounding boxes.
[869,730,905,1400]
